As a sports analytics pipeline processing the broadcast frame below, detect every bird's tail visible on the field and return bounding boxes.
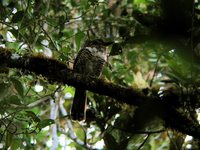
[71,88,87,121]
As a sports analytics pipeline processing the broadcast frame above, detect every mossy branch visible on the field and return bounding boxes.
[1,47,200,139]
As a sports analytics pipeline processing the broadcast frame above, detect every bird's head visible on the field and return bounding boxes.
[84,39,113,51]
[84,39,113,61]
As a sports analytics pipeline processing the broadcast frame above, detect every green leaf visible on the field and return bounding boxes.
[127,50,138,65]
[12,11,24,23]
[5,132,13,149]
[71,0,77,6]
[75,31,85,50]
[80,0,90,9]
[46,17,58,26]
[10,77,24,97]
[38,119,55,129]
[10,139,22,149]
[7,95,22,105]
[26,111,41,122]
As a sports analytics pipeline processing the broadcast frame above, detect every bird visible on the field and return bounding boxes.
[71,39,112,121]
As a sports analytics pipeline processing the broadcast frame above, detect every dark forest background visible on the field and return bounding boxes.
[1,0,200,149]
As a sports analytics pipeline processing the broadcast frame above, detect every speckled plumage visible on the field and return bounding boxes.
[71,39,109,121]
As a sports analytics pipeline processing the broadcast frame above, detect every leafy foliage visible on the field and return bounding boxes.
[1,0,200,149]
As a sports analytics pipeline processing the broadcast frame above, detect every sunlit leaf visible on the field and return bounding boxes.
[75,31,85,50]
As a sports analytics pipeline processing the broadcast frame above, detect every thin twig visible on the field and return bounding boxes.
[137,134,151,150]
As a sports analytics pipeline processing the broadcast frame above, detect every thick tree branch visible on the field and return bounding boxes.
[0,47,147,106]
[1,47,200,140]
